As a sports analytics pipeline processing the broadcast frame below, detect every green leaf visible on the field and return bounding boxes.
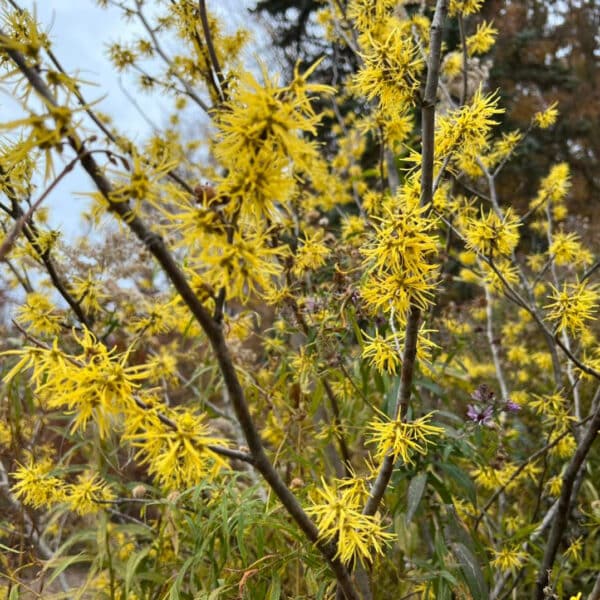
[46,553,90,587]
[0,542,20,554]
[406,472,428,524]
[347,307,364,346]
[428,471,453,504]
[437,462,477,505]
[444,504,478,554]
[450,542,489,600]
[267,573,282,600]
[125,546,151,596]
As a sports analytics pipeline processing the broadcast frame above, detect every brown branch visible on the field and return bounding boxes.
[363,305,422,517]
[457,15,468,106]
[198,0,226,102]
[534,403,600,599]
[1,148,89,261]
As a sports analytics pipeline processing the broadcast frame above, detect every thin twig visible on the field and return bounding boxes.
[1,148,91,261]
[474,413,593,529]
[198,0,226,102]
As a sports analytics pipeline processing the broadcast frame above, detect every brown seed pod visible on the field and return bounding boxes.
[193,184,216,204]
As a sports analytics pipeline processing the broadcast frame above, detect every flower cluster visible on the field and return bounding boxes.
[466,384,520,427]
[306,477,394,565]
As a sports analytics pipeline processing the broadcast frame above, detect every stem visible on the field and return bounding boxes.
[534,403,600,599]
[363,305,422,517]
[198,0,226,102]
[484,285,509,402]
[0,164,93,330]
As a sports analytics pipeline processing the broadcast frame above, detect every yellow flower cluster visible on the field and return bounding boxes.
[3,328,230,492]
[11,458,114,515]
[306,477,394,565]
[353,27,423,111]
[548,231,593,267]
[4,329,149,439]
[361,198,439,322]
[545,280,599,334]
[529,162,571,219]
[124,409,230,491]
[466,21,498,56]
[367,411,444,464]
[463,207,521,257]
[436,87,504,161]
[533,102,559,129]
[16,292,63,336]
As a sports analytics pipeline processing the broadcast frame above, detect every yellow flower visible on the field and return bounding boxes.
[361,268,437,320]
[533,102,559,129]
[65,471,115,515]
[70,272,107,314]
[197,230,285,302]
[293,232,331,275]
[362,203,438,276]
[16,292,62,336]
[463,207,520,257]
[353,27,424,110]
[306,477,394,565]
[436,87,503,159]
[361,199,439,321]
[124,408,230,490]
[11,458,66,509]
[361,331,401,374]
[530,163,571,211]
[449,0,484,17]
[217,148,295,223]
[489,130,522,165]
[466,21,497,56]
[3,329,150,439]
[341,215,367,242]
[347,0,399,33]
[214,66,329,173]
[549,231,593,267]
[490,545,527,571]
[546,475,562,496]
[442,51,463,77]
[107,42,136,71]
[545,279,599,334]
[367,412,444,465]
[563,537,583,562]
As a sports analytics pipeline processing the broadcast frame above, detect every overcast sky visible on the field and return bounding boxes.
[7,0,264,235]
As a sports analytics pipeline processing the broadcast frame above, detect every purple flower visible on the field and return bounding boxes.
[471,384,495,403]
[467,404,494,426]
[504,400,521,412]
